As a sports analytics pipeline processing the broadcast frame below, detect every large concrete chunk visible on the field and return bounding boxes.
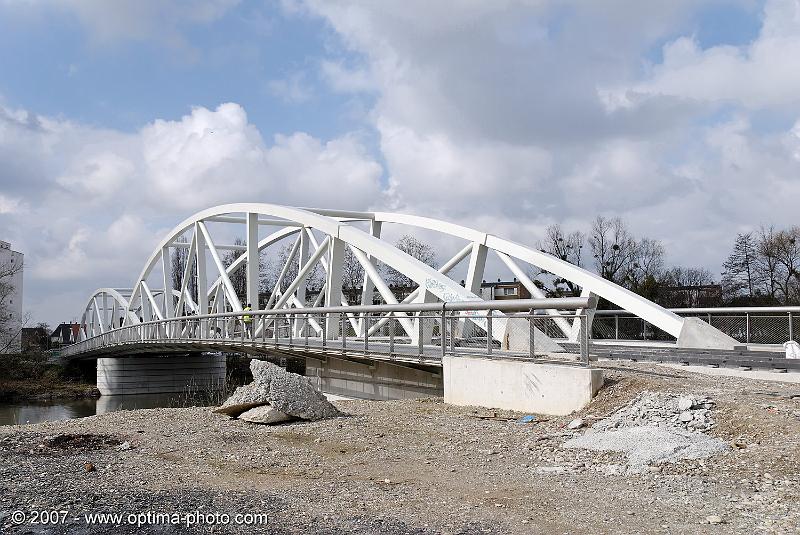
[238,404,295,424]
[216,360,343,421]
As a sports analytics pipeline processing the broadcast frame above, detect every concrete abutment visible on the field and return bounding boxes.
[303,354,603,415]
[442,356,603,416]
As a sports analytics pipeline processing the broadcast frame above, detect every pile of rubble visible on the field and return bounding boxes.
[591,391,717,432]
[214,360,343,425]
[563,391,728,472]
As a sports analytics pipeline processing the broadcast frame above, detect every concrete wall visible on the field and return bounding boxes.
[97,354,226,396]
[443,356,603,416]
[305,357,443,400]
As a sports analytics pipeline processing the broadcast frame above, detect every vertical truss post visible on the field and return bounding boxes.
[295,229,310,338]
[325,237,345,339]
[162,246,173,319]
[359,220,382,336]
[195,223,208,337]
[461,242,487,338]
[789,312,793,342]
[246,213,259,311]
[581,314,590,365]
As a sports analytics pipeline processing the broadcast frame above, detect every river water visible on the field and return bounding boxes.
[0,394,211,426]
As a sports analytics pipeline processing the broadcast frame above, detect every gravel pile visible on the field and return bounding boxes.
[563,391,728,472]
[591,391,717,432]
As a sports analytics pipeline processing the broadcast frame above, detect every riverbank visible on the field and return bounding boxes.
[1,361,799,534]
[0,379,99,403]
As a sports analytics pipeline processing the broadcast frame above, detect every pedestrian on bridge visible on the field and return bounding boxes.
[243,303,253,339]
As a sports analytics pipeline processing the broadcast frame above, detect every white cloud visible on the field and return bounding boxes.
[267,72,315,104]
[603,0,800,111]
[53,0,240,43]
[57,153,136,199]
[0,101,383,324]
[320,60,376,93]
[297,0,800,279]
[0,194,23,214]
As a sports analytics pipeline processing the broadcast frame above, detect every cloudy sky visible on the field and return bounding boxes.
[1,0,799,326]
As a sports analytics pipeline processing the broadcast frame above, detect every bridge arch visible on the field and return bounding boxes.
[76,203,734,348]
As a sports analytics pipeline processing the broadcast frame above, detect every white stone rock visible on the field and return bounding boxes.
[678,396,694,411]
[238,404,295,425]
[567,418,584,430]
[679,411,694,423]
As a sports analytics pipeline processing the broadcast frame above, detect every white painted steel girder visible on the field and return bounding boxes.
[76,203,695,345]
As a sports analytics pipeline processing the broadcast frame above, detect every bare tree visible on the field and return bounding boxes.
[264,243,325,300]
[341,248,365,303]
[627,238,665,290]
[221,238,248,304]
[662,266,715,287]
[382,235,437,288]
[536,224,585,295]
[0,258,25,353]
[773,227,800,304]
[589,216,637,285]
[171,235,197,309]
[539,224,585,266]
[755,226,781,302]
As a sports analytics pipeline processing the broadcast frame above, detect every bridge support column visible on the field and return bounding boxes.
[96,354,226,396]
[443,356,603,416]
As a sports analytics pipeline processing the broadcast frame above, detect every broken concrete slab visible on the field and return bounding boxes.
[215,360,343,423]
[238,404,295,425]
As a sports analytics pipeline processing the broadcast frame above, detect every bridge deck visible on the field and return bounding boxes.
[64,335,586,369]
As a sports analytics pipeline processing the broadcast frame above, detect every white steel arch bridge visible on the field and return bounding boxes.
[71,203,736,358]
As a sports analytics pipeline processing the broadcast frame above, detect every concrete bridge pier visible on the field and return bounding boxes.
[96,354,226,396]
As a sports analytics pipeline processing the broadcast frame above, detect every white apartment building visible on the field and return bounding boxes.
[0,240,23,353]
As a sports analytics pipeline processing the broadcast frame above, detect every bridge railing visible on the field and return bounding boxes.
[63,297,596,365]
[593,306,800,345]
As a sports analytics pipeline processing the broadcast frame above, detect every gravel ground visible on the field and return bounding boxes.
[1,361,799,534]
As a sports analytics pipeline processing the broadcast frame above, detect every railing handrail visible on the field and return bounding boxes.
[64,297,595,360]
[101,297,595,329]
[595,305,800,315]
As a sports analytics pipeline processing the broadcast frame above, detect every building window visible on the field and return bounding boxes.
[504,287,517,296]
